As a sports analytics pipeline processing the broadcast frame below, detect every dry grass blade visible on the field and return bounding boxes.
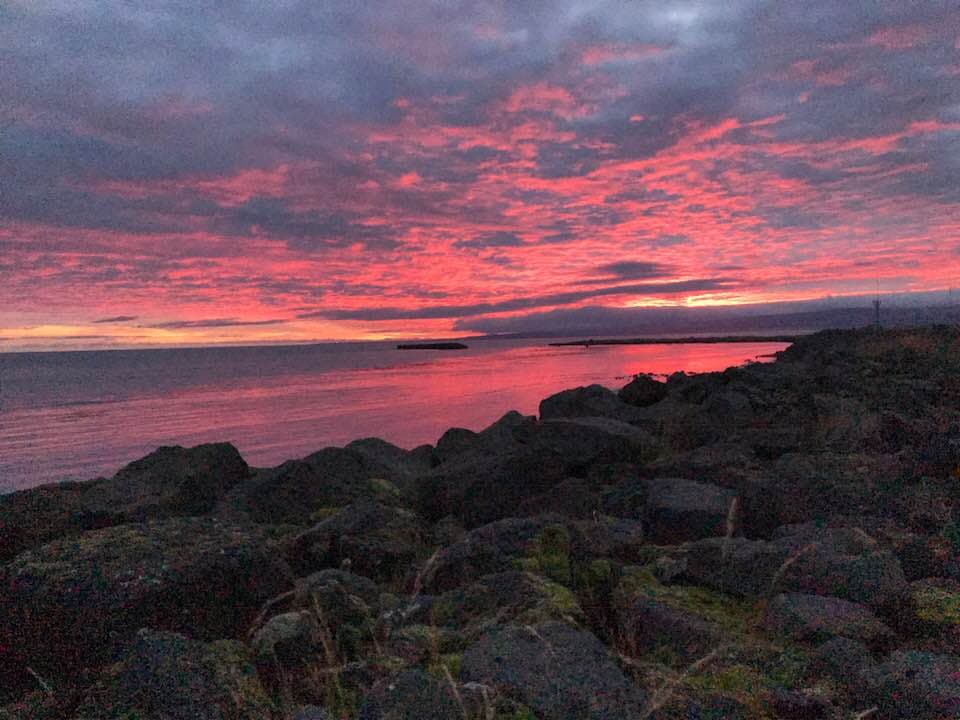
[766,542,820,600]
[25,666,54,697]
[248,589,296,638]
[441,664,470,720]
[638,645,727,720]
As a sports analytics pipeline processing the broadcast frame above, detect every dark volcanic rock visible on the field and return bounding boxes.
[251,609,323,674]
[674,537,792,597]
[419,517,554,594]
[618,374,668,407]
[866,651,960,719]
[764,593,894,647]
[642,477,738,544]
[418,417,650,527]
[359,669,494,720]
[92,442,250,518]
[674,533,909,615]
[769,689,831,720]
[517,477,600,519]
[617,596,723,662]
[539,384,645,423]
[0,480,111,565]
[220,440,428,525]
[806,636,875,684]
[460,622,647,720]
[0,517,291,690]
[419,516,644,595]
[73,629,274,720]
[288,501,426,583]
[0,443,249,562]
[428,571,583,640]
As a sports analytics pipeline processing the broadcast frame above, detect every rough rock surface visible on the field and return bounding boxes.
[460,622,648,719]
[0,518,291,690]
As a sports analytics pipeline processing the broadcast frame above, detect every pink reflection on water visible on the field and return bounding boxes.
[0,341,788,490]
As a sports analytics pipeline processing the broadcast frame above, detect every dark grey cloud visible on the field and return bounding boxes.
[586,261,672,283]
[93,316,138,324]
[604,188,681,204]
[146,318,288,329]
[453,231,525,249]
[297,278,734,321]
[223,197,402,251]
[650,234,691,247]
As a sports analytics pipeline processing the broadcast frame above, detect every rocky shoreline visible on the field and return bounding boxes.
[1,326,959,719]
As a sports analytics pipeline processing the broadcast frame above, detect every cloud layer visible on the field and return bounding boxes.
[1,1,958,347]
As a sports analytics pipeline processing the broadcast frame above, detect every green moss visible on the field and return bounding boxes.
[203,640,276,718]
[309,506,344,522]
[517,574,582,624]
[368,477,402,499]
[687,664,764,695]
[914,586,960,626]
[427,652,463,680]
[615,566,759,636]
[520,524,572,585]
[502,707,537,720]
[943,522,960,554]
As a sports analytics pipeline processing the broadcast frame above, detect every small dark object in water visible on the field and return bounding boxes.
[396,342,468,350]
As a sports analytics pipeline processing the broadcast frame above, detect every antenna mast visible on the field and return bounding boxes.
[872,279,881,329]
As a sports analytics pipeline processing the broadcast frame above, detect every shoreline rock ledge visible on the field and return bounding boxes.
[1,325,959,719]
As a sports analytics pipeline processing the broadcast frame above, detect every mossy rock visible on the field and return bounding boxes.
[73,629,275,720]
[429,571,584,647]
[513,524,572,585]
[914,585,960,625]
[615,566,760,637]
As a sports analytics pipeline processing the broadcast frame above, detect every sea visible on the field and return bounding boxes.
[0,336,790,492]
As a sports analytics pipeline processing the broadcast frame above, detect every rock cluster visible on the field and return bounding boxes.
[1,326,959,719]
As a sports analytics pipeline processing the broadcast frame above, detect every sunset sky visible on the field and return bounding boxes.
[2,1,959,350]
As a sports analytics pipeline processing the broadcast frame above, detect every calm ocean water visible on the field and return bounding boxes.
[0,337,789,491]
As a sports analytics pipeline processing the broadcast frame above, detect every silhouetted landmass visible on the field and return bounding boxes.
[2,325,959,719]
[396,342,468,350]
[550,334,800,347]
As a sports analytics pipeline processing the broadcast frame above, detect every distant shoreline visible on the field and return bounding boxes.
[396,342,469,350]
[549,334,800,347]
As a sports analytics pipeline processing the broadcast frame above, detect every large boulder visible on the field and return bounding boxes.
[427,571,584,642]
[764,593,894,648]
[673,534,909,614]
[418,418,651,527]
[418,515,645,596]
[0,480,111,565]
[72,629,275,720]
[0,518,291,691]
[219,440,427,525]
[642,477,738,544]
[358,669,493,720]
[252,569,383,672]
[617,596,724,662]
[539,384,645,423]
[87,443,250,519]
[618,374,668,408]
[419,517,559,594]
[434,411,535,463]
[460,622,647,719]
[0,443,249,562]
[251,610,323,676]
[865,651,960,719]
[287,501,426,583]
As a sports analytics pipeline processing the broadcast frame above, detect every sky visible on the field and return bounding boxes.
[1,1,959,350]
